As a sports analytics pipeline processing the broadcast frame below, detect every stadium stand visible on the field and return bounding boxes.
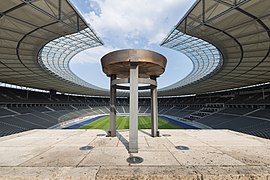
[1,84,269,139]
[0,108,16,116]
[249,109,270,119]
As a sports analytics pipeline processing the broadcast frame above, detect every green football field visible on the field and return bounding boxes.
[80,116,182,129]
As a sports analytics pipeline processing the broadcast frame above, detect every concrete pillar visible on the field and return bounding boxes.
[109,75,116,137]
[151,76,158,137]
[129,63,139,153]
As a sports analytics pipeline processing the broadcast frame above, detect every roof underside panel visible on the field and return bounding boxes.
[0,0,108,96]
[160,0,270,96]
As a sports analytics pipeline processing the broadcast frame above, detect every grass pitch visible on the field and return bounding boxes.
[80,116,182,129]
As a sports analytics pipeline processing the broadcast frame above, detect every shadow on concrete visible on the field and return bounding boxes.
[116,131,129,151]
[139,129,152,137]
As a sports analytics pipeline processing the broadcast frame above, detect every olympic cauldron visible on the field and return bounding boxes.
[101,49,167,153]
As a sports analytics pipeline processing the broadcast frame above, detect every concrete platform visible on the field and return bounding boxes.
[0,129,269,179]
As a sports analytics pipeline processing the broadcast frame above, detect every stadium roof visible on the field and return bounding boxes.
[0,0,270,97]
[159,0,270,96]
[0,0,108,96]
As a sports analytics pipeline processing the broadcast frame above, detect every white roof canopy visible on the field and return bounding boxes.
[160,0,270,96]
[0,0,107,96]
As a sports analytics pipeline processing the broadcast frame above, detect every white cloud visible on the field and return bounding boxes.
[84,0,193,46]
[71,0,196,65]
[71,0,195,65]
[70,46,116,64]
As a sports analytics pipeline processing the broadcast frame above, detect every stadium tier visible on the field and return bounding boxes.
[0,85,270,138]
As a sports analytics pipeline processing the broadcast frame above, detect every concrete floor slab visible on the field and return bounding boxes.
[138,145,167,151]
[54,136,96,147]
[165,135,208,147]
[170,146,245,165]
[29,129,81,137]
[130,151,180,166]
[185,130,268,147]
[215,146,270,165]
[160,129,190,136]
[0,146,51,166]
[20,146,90,167]
[0,129,269,179]
[89,136,119,147]
[194,165,270,180]
[79,147,130,166]
[144,136,174,150]
[29,137,68,147]
[0,136,48,147]
[79,129,107,137]
[0,167,99,180]
[96,166,201,180]
[0,130,37,143]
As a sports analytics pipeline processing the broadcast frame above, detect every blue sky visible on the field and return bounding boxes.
[69,0,196,89]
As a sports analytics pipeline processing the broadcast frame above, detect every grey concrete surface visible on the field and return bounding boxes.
[0,129,269,179]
